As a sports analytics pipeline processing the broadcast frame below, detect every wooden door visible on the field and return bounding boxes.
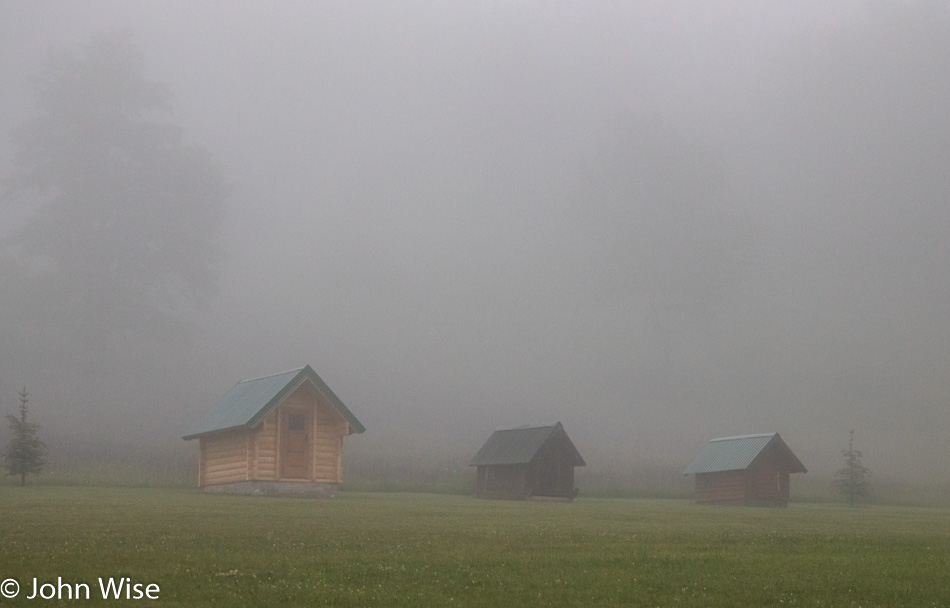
[280,410,310,479]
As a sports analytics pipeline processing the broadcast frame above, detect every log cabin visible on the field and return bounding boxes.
[682,433,806,507]
[470,423,585,501]
[183,365,365,497]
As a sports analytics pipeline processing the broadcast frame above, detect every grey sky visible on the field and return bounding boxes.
[1,1,947,482]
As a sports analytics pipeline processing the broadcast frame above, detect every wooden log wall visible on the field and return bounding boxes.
[251,411,279,480]
[200,429,248,487]
[314,394,346,483]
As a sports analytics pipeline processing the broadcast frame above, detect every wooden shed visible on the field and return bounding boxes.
[470,423,585,501]
[682,433,806,507]
[183,365,365,497]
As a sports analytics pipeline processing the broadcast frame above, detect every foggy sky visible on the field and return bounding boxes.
[1,1,948,481]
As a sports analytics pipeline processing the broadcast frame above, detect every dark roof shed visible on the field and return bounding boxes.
[470,423,585,467]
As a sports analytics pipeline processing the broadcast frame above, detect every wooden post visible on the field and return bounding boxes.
[246,432,254,480]
[198,438,205,488]
[311,403,318,482]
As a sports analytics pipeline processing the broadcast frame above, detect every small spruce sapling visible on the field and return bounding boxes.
[3,387,48,486]
[832,429,871,506]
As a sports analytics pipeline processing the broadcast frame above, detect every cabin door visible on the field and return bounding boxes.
[280,409,311,479]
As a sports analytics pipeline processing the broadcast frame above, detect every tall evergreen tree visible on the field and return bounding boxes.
[832,429,871,506]
[3,387,47,486]
[3,30,229,353]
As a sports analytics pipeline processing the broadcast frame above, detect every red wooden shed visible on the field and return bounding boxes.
[682,433,806,507]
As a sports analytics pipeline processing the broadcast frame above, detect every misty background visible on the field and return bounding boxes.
[1,1,948,495]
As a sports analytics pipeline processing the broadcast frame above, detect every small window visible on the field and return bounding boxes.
[288,414,305,431]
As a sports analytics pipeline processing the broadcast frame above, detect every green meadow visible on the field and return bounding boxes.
[1,487,948,607]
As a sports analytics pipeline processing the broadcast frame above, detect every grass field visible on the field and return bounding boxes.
[1,487,948,607]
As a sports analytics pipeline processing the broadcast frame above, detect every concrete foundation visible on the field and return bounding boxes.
[201,480,338,498]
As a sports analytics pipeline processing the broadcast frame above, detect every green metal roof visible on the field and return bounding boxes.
[469,422,586,467]
[682,433,806,475]
[183,365,365,440]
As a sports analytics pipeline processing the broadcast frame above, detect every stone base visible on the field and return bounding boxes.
[201,480,338,498]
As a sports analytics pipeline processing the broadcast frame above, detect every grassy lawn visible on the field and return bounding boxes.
[1,488,948,607]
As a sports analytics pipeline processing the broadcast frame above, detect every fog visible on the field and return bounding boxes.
[1,1,948,486]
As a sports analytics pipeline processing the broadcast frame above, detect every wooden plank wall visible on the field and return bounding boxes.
[477,464,530,500]
[200,429,248,487]
[745,460,788,505]
[695,470,746,504]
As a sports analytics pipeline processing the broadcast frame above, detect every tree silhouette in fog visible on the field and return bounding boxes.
[3,387,47,486]
[833,430,871,507]
[3,30,228,353]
